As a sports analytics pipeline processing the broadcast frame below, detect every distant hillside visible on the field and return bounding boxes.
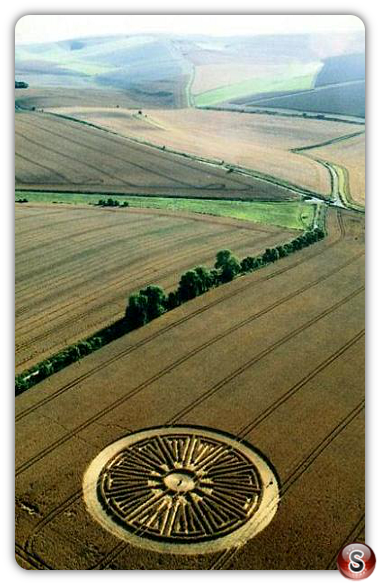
[15,31,365,109]
[238,53,365,118]
[245,79,365,118]
[15,35,192,107]
[315,53,365,87]
[223,49,365,118]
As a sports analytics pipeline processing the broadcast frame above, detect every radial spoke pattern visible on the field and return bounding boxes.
[96,432,264,543]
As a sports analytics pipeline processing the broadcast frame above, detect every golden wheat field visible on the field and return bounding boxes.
[46,105,362,196]
[16,208,365,569]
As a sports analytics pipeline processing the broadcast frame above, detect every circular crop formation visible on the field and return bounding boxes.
[83,427,279,554]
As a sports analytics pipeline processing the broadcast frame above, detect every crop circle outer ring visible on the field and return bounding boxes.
[83,426,280,555]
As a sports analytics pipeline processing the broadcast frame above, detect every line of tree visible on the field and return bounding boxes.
[15,319,126,396]
[123,227,325,330]
[15,80,29,89]
[15,226,325,395]
[96,198,129,207]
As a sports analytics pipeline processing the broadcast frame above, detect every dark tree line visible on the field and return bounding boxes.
[97,198,129,207]
[123,226,325,332]
[16,226,325,395]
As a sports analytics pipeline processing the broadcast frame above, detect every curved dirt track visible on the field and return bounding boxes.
[15,207,365,570]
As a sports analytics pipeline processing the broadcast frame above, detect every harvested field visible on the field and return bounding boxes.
[15,203,295,373]
[15,208,365,569]
[15,87,141,110]
[15,110,298,201]
[47,106,363,197]
[306,133,365,206]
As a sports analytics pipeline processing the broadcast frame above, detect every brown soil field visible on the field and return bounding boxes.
[15,203,294,374]
[15,110,297,201]
[15,207,364,569]
[48,106,362,196]
[307,133,365,206]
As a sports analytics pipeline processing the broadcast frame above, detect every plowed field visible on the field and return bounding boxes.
[15,208,365,570]
[15,203,294,373]
[15,110,296,201]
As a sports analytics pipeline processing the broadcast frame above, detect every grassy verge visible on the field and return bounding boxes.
[332,163,365,212]
[15,191,315,231]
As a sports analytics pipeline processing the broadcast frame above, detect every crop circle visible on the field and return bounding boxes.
[83,426,279,554]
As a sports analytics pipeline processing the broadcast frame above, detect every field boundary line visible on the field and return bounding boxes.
[22,328,364,568]
[291,130,365,153]
[236,329,365,438]
[26,390,365,570]
[167,287,364,424]
[16,225,243,340]
[16,128,137,190]
[23,488,83,554]
[20,113,276,193]
[15,280,364,478]
[212,400,364,570]
[38,109,324,200]
[281,400,365,496]
[15,543,52,570]
[15,229,286,371]
[15,151,70,183]
[15,210,346,422]
[17,117,208,190]
[16,228,281,352]
[196,104,365,126]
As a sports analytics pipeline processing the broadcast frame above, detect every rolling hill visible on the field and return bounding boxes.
[231,51,365,118]
[15,31,365,110]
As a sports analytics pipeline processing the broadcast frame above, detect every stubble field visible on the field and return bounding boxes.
[47,105,363,197]
[15,208,365,570]
[15,203,295,374]
[16,109,301,201]
[306,133,365,206]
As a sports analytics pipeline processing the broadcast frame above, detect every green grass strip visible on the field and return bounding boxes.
[16,191,315,231]
[194,73,316,107]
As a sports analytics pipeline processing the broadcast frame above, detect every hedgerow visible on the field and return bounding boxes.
[15,226,325,395]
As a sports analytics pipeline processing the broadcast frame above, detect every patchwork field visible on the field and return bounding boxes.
[15,203,296,374]
[15,25,366,571]
[15,109,300,201]
[45,105,364,197]
[15,208,365,570]
[15,31,364,111]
